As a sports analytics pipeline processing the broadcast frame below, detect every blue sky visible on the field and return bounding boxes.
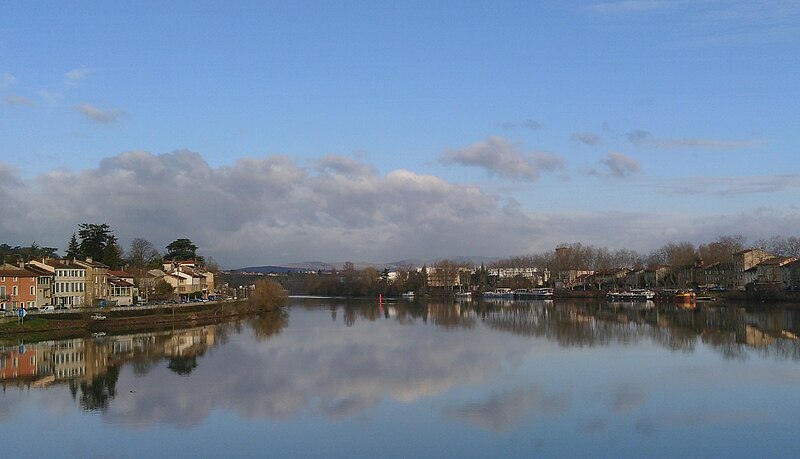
[1,1,799,266]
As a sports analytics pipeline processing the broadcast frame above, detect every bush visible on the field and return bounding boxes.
[248,279,289,311]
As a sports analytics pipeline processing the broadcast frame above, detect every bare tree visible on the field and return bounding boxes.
[127,238,161,269]
[698,235,746,264]
[756,235,800,258]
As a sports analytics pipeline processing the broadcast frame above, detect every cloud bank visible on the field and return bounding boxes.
[1,150,798,267]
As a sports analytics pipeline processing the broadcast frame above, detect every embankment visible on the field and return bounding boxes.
[0,300,281,341]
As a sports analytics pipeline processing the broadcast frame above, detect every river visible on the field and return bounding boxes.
[1,297,799,458]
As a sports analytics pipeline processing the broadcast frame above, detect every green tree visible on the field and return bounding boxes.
[77,223,119,264]
[165,238,200,262]
[151,279,175,301]
[102,234,124,269]
[65,233,80,259]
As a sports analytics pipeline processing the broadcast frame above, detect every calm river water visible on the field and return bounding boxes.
[2,297,800,458]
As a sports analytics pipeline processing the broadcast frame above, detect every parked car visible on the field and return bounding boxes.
[91,314,106,320]
[41,305,54,312]
[55,305,69,310]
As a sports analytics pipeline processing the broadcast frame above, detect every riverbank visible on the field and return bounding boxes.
[0,300,282,342]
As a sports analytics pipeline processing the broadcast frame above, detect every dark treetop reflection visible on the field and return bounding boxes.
[1,298,799,458]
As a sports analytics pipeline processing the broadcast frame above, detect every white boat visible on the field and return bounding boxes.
[401,291,415,298]
[606,289,656,302]
[482,288,514,299]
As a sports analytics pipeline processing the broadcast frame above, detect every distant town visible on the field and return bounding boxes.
[218,235,800,300]
[2,225,799,313]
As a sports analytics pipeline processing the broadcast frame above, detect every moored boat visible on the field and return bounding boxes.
[514,288,554,300]
[606,288,656,302]
[482,288,514,299]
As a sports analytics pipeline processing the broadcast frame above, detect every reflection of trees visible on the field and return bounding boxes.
[293,299,800,361]
[72,366,121,412]
[483,303,653,348]
[250,311,289,341]
[168,356,198,376]
[472,301,800,360]
[426,302,477,329]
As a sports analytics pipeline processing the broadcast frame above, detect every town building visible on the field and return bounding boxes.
[697,262,735,288]
[29,259,87,308]
[24,264,55,308]
[74,258,110,306]
[781,260,800,290]
[489,267,549,286]
[733,249,774,289]
[0,266,38,310]
[107,270,137,306]
[162,261,213,299]
[755,257,797,286]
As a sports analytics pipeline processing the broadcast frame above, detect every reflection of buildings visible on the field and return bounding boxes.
[1,325,219,391]
[0,345,37,382]
[478,301,800,359]
[164,327,216,357]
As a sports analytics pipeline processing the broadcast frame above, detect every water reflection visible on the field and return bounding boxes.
[1,299,799,432]
[317,298,800,361]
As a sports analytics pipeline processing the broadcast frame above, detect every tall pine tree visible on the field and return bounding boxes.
[66,233,80,260]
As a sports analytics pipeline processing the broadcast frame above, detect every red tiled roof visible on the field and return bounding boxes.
[0,269,38,277]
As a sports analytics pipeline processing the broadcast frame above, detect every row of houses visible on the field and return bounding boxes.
[0,258,216,311]
[557,248,799,291]
[413,248,799,292]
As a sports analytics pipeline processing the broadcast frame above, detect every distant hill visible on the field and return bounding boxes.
[230,265,318,274]
[230,256,502,273]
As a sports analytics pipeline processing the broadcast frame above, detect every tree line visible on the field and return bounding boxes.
[1,222,217,273]
[259,233,800,297]
[493,234,800,272]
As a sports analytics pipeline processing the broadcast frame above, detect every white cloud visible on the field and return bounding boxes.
[76,103,127,124]
[439,136,565,181]
[64,67,91,85]
[590,152,642,178]
[4,95,34,107]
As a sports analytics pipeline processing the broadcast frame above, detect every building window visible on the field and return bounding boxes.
[12,286,17,296]
[30,286,35,295]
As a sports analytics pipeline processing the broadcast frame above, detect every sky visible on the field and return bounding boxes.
[1,1,799,268]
